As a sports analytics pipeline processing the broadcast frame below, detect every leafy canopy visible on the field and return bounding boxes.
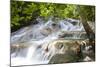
[11,1,95,32]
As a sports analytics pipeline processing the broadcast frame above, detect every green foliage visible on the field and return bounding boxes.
[11,1,39,31]
[11,1,95,32]
[76,5,95,22]
[79,5,95,21]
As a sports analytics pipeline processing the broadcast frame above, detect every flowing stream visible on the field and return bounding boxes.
[11,17,93,66]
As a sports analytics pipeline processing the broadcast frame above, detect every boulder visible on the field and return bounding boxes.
[48,39,95,63]
[49,53,80,64]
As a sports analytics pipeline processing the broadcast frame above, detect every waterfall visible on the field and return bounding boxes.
[11,17,94,66]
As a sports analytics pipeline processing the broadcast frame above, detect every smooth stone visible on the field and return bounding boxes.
[49,53,80,64]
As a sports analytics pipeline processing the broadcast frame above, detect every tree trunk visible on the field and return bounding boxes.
[77,6,95,53]
[77,6,95,40]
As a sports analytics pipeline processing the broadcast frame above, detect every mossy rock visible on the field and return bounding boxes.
[49,53,80,64]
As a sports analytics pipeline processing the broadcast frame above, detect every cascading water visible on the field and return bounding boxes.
[11,17,94,66]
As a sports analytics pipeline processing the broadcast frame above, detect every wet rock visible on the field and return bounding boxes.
[40,27,52,36]
[58,31,88,39]
[52,23,57,27]
[49,53,80,64]
[11,41,32,54]
[47,40,82,54]
[47,39,95,63]
[80,40,95,61]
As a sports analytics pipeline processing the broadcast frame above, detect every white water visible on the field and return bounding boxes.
[11,18,88,66]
